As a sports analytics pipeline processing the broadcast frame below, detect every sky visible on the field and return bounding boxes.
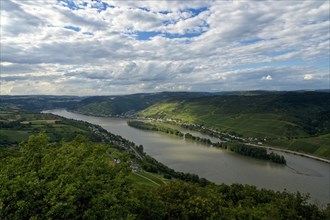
[0,0,329,95]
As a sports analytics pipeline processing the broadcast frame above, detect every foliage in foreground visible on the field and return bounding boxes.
[0,134,328,219]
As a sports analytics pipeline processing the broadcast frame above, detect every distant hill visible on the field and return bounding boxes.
[2,90,328,117]
[140,92,330,135]
[0,95,84,112]
[66,89,330,117]
[69,92,214,116]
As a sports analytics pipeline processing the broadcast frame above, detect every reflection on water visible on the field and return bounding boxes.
[45,109,330,206]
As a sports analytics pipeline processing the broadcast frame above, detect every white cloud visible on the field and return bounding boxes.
[261,75,273,81]
[304,74,313,80]
[0,0,329,95]
[154,83,192,92]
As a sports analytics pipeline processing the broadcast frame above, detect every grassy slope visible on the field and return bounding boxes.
[128,172,168,188]
[140,101,307,138]
[139,92,330,158]
[268,134,330,158]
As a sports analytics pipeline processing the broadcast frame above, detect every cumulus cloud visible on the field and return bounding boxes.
[0,0,329,95]
[261,75,273,81]
[304,74,313,80]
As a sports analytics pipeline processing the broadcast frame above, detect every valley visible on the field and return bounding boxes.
[1,91,329,218]
[45,109,330,206]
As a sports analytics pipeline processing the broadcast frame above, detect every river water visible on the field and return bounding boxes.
[45,109,329,206]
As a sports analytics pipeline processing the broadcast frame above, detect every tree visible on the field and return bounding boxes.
[0,134,134,219]
[20,133,49,176]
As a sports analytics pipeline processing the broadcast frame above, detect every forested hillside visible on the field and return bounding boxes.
[1,134,327,219]
[70,92,213,116]
[0,92,212,116]
[139,92,330,158]
[141,92,330,135]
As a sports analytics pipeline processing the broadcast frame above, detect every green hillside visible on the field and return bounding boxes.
[268,134,330,158]
[139,92,330,158]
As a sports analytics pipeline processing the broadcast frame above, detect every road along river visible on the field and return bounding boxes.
[45,109,330,207]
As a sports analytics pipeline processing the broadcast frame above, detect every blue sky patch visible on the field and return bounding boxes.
[163,20,175,25]
[165,32,203,39]
[313,57,330,70]
[185,7,208,17]
[159,10,171,15]
[91,1,114,12]
[138,7,150,12]
[135,31,205,41]
[264,50,294,57]
[136,31,161,40]
[64,26,81,32]
[240,37,263,45]
[58,0,83,10]
[59,0,114,11]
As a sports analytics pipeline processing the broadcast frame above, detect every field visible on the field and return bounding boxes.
[0,110,90,146]
[128,171,168,188]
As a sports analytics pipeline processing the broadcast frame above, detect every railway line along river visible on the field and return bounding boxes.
[45,109,330,207]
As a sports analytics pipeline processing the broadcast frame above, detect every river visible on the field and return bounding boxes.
[45,109,329,206]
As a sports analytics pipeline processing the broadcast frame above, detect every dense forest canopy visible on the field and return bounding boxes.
[1,133,328,219]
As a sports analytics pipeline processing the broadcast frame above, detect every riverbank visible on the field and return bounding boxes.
[140,118,330,164]
[128,119,288,164]
[247,143,330,164]
[44,109,330,206]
